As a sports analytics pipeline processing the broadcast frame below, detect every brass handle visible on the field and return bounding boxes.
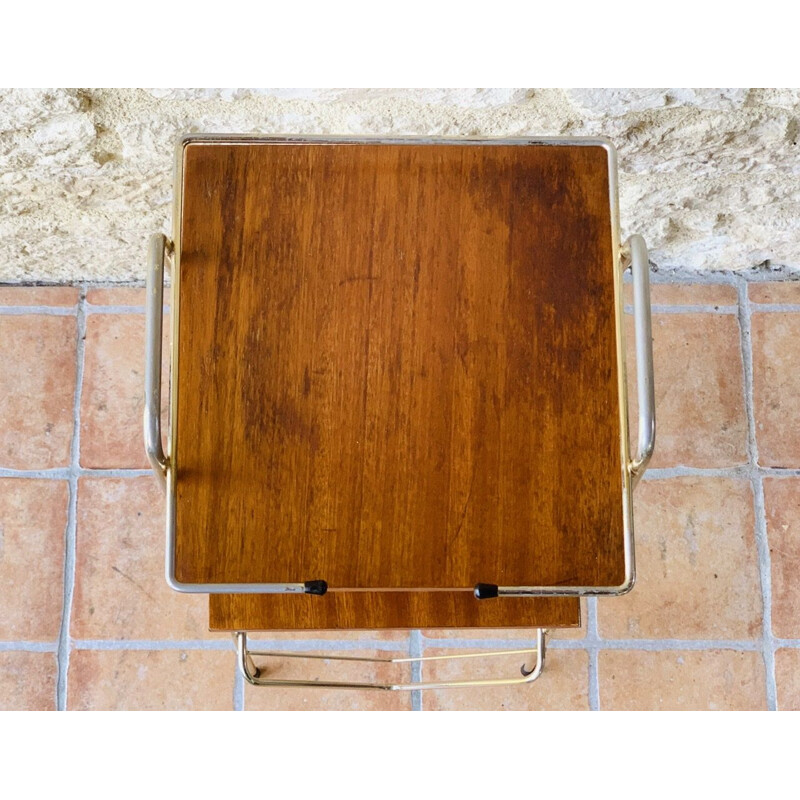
[144,233,171,492]
[624,234,655,485]
[236,629,545,690]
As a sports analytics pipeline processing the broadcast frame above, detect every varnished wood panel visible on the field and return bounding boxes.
[176,141,624,590]
[209,592,580,631]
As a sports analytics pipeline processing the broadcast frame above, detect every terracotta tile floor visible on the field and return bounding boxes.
[0,278,799,710]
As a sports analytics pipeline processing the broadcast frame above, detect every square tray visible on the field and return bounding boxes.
[159,136,637,595]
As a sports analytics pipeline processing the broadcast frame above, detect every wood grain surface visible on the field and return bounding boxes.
[175,140,624,590]
[209,592,580,631]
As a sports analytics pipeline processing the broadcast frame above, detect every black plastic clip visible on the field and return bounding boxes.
[303,580,328,596]
[474,583,499,600]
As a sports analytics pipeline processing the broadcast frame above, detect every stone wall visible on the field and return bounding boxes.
[1,88,797,282]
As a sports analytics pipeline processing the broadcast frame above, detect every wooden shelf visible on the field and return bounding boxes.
[209,591,580,631]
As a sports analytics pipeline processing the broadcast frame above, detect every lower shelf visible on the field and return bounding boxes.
[209,591,580,631]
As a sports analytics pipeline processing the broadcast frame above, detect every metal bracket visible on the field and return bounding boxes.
[236,629,545,690]
[144,232,172,492]
[622,234,656,486]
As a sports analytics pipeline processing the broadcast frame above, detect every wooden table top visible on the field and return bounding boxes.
[173,138,626,592]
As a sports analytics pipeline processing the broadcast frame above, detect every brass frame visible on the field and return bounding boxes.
[236,629,545,691]
[146,134,655,597]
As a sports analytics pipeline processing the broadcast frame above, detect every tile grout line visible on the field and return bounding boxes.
[645,465,800,479]
[76,469,153,478]
[586,598,600,710]
[0,306,76,316]
[0,468,158,479]
[71,639,239,650]
[747,304,800,313]
[84,305,154,314]
[643,466,750,480]
[752,477,779,709]
[0,468,72,479]
[0,641,58,652]
[0,304,168,317]
[737,278,778,710]
[0,281,148,289]
[622,269,800,285]
[84,305,169,316]
[7,464,800,482]
[233,642,245,711]
[409,630,422,711]
[625,304,739,315]
[55,288,88,711]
